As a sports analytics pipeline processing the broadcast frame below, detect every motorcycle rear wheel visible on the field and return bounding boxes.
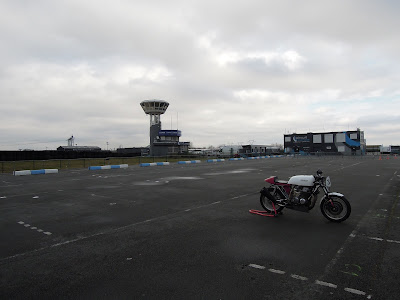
[320,195,351,223]
[260,190,284,213]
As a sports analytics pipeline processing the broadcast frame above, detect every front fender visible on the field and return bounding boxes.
[320,192,345,204]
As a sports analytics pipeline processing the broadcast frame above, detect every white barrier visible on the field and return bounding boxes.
[13,169,59,176]
[178,160,201,164]
[89,164,128,170]
[207,159,225,163]
[140,162,170,167]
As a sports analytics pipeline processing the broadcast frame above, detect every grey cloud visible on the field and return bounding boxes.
[1,0,400,149]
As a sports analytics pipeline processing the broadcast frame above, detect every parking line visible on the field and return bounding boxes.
[344,287,366,296]
[315,280,337,288]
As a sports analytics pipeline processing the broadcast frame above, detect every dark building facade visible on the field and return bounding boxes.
[152,130,190,156]
[284,129,366,155]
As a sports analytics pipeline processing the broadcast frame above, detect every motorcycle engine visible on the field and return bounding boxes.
[289,186,312,205]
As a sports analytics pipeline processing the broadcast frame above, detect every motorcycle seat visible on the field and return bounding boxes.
[274,176,287,184]
[274,177,288,184]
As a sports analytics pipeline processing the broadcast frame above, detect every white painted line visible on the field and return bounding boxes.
[368,237,384,241]
[185,209,191,212]
[1,193,258,262]
[315,280,337,288]
[249,263,372,298]
[30,227,37,230]
[249,264,266,270]
[268,268,285,275]
[18,221,24,224]
[291,274,308,281]
[211,201,221,205]
[24,224,30,227]
[344,287,366,296]
[43,232,52,235]
[387,239,400,244]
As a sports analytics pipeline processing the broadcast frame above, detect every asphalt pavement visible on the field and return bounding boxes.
[1,156,399,299]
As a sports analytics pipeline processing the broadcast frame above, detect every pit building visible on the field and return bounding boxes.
[284,129,366,155]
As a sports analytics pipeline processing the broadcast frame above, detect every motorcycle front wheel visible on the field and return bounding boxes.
[320,195,351,223]
[260,189,284,214]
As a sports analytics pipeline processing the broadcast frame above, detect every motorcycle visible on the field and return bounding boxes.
[259,170,351,222]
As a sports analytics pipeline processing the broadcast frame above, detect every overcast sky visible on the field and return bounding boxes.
[1,0,399,150]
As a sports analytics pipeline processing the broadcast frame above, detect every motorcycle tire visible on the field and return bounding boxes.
[260,190,284,214]
[320,195,351,223]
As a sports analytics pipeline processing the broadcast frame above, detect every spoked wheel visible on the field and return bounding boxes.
[320,195,351,223]
[260,188,284,214]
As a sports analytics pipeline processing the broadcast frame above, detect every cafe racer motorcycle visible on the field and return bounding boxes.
[259,170,351,222]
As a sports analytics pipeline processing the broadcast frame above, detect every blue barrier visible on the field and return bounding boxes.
[13,169,58,176]
[178,160,201,164]
[140,162,170,167]
[110,164,128,169]
[207,159,225,163]
[229,158,244,161]
[89,164,128,170]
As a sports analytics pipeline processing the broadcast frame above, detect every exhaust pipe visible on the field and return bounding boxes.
[260,187,277,203]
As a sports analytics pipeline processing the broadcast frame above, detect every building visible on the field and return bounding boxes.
[284,129,366,155]
[379,145,400,155]
[116,147,149,156]
[240,144,283,156]
[57,146,101,151]
[140,100,190,156]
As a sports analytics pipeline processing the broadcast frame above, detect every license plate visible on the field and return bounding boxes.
[325,176,331,188]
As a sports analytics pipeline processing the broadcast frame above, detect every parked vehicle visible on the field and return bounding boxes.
[259,170,351,222]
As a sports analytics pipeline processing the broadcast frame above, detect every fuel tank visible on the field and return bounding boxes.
[287,175,315,186]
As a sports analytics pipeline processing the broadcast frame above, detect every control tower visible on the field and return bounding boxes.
[140,99,169,155]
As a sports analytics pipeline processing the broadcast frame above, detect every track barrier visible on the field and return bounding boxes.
[89,164,128,170]
[140,162,170,167]
[13,169,59,176]
[177,160,201,164]
[207,159,225,163]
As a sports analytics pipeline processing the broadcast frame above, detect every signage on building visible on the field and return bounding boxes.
[293,136,310,143]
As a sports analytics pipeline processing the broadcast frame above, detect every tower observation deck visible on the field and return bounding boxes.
[140,100,169,126]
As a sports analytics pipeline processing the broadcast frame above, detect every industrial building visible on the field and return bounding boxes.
[284,129,366,155]
[140,100,190,156]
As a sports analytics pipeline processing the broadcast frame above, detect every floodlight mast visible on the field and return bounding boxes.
[140,99,169,156]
